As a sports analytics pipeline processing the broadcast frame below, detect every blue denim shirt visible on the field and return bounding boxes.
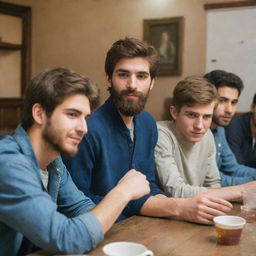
[0,125,103,256]
[212,127,256,186]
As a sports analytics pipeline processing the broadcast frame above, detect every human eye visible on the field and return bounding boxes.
[186,112,197,118]
[66,111,78,118]
[117,72,129,79]
[203,114,212,120]
[137,73,149,80]
[232,100,238,106]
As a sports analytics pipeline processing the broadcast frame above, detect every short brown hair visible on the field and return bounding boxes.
[172,76,218,112]
[22,67,100,130]
[105,37,159,79]
[252,93,256,106]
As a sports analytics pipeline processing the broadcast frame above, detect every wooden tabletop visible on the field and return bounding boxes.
[27,203,256,256]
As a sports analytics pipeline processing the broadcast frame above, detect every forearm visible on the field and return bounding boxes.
[140,194,182,218]
[90,187,130,233]
[208,185,242,201]
[140,193,233,225]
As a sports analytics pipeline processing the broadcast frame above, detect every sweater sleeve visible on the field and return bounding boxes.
[203,131,221,188]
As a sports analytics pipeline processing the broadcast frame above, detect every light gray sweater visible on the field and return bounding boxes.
[155,120,220,198]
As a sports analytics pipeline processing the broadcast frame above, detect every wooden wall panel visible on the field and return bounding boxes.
[0,98,23,133]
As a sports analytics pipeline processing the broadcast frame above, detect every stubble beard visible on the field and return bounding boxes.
[42,119,78,157]
[212,114,232,127]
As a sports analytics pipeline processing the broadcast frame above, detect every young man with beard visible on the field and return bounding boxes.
[155,76,256,200]
[225,93,256,168]
[204,70,256,186]
[63,38,233,225]
[0,67,151,255]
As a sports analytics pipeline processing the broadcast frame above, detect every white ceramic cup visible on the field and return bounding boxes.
[102,241,154,256]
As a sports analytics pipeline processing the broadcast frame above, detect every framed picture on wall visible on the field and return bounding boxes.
[143,17,184,76]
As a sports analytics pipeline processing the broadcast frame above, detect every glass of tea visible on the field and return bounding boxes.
[213,215,246,245]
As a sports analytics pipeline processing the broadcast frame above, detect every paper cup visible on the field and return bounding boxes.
[213,216,246,245]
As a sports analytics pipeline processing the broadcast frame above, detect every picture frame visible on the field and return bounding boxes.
[143,17,184,76]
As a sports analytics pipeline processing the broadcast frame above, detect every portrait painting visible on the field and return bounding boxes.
[143,17,184,76]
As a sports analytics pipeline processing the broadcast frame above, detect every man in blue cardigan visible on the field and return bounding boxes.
[204,70,256,186]
[63,38,233,225]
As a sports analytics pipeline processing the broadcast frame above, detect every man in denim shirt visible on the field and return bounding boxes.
[0,67,150,255]
[204,70,256,186]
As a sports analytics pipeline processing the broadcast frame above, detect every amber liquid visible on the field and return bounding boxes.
[215,227,242,245]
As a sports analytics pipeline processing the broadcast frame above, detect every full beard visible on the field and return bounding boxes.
[42,120,78,157]
[109,86,150,116]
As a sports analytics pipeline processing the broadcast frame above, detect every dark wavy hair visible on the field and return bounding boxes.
[252,93,256,106]
[105,37,159,80]
[21,67,99,130]
[204,70,244,96]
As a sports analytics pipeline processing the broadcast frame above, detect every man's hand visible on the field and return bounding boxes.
[116,169,150,201]
[179,193,233,225]
[91,169,150,233]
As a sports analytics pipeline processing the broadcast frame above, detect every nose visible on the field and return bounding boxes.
[77,119,88,135]
[127,75,137,90]
[194,117,203,130]
[224,102,233,114]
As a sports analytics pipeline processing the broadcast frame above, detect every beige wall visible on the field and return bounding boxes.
[0,14,22,97]
[3,0,240,120]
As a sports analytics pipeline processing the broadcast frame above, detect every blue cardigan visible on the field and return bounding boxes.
[212,127,256,186]
[63,97,163,220]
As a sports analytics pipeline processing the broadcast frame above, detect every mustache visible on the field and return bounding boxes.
[120,89,142,97]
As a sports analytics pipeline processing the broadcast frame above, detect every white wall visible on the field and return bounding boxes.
[206,6,256,111]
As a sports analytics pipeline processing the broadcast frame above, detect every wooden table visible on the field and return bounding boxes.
[27,204,256,256]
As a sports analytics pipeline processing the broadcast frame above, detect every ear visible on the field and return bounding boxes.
[169,105,178,121]
[106,75,112,89]
[149,79,155,91]
[32,103,46,125]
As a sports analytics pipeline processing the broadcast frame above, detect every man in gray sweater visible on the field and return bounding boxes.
[155,76,256,200]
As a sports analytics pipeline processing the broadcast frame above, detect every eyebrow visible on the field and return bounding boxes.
[64,108,82,113]
[219,96,238,101]
[115,69,149,75]
[185,111,213,116]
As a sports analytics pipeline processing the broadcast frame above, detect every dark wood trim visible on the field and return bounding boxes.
[204,1,256,10]
[0,1,31,96]
[0,98,23,131]
[0,98,24,107]
[0,41,22,50]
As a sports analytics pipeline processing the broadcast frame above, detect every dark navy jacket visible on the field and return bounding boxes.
[225,112,256,168]
[63,97,164,220]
